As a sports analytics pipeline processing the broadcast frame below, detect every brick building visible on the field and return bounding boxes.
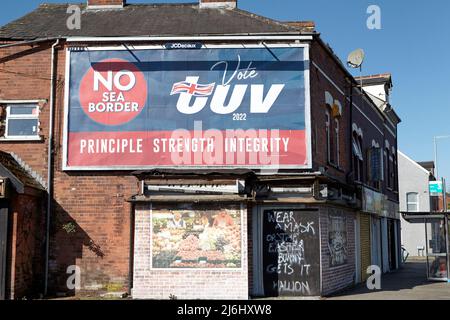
[0,0,401,299]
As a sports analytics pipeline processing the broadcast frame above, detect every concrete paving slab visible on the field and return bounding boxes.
[328,260,450,300]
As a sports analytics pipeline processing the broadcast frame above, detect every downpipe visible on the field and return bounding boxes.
[44,39,60,297]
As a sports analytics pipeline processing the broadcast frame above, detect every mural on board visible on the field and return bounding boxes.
[328,215,348,267]
[151,204,242,269]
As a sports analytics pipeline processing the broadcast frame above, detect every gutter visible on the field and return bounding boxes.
[66,34,314,42]
[44,38,60,297]
[0,37,59,49]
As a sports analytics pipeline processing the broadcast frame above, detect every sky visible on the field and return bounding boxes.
[2,0,450,183]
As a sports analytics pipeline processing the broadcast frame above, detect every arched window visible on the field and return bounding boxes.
[392,149,398,191]
[326,110,331,162]
[352,126,364,182]
[334,118,340,166]
[385,147,391,188]
[324,92,341,166]
[406,192,419,212]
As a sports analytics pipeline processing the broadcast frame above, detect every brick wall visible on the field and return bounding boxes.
[48,173,137,294]
[320,206,356,296]
[7,193,45,299]
[0,43,54,181]
[132,203,248,300]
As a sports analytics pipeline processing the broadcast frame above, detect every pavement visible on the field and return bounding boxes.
[327,259,450,300]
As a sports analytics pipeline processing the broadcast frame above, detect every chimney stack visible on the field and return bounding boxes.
[87,0,125,9]
[199,0,237,9]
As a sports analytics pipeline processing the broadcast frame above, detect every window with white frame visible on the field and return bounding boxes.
[406,192,419,212]
[5,104,39,138]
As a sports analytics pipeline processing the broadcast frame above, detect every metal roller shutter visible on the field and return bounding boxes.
[360,213,371,282]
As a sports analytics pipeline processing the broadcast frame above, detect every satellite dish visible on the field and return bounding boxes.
[347,49,365,69]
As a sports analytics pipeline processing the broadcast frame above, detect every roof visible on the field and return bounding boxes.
[0,3,311,40]
[398,151,431,176]
[418,161,435,172]
[355,73,393,88]
[0,151,45,193]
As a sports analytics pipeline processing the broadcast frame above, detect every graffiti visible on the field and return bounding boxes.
[328,215,348,267]
[263,210,320,296]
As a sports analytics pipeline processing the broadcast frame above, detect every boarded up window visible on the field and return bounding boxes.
[262,210,320,297]
[328,215,348,267]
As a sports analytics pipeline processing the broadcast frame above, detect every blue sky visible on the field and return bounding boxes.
[2,0,450,182]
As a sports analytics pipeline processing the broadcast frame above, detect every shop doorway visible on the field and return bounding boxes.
[371,217,382,269]
[0,202,8,300]
[388,219,397,271]
[252,206,320,297]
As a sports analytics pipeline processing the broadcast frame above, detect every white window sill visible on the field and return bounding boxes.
[0,136,42,142]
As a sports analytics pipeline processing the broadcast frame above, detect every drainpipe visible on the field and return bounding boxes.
[44,39,60,297]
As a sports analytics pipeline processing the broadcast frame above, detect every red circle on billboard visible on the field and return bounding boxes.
[79,58,147,126]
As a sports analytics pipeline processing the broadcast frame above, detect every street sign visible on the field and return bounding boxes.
[429,181,443,196]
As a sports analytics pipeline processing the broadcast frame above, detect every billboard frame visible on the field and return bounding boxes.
[62,43,312,171]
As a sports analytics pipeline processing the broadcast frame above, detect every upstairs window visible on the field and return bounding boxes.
[324,92,341,167]
[5,104,39,139]
[393,151,398,191]
[334,118,340,166]
[326,111,331,163]
[352,129,364,182]
[406,192,419,212]
[367,146,382,189]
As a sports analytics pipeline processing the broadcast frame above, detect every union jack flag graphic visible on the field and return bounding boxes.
[170,81,216,97]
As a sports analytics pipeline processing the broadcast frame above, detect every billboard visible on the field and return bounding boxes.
[63,45,311,170]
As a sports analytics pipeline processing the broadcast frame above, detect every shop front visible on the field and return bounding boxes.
[250,181,357,298]
[130,178,249,299]
[362,187,400,273]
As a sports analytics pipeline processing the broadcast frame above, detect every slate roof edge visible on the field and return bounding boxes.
[0,2,317,41]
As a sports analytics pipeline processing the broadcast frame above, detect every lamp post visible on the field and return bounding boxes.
[434,135,450,179]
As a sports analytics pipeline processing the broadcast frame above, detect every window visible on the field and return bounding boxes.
[5,104,39,139]
[367,146,382,189]
[393,152,398,191]
[334,118,340,166]
[326,111,331,163]
[406,192,419,212]
[385,147,392,189]
[352,131,364,182]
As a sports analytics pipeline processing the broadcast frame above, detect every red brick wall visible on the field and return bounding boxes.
[309,42,351,183]
[0,43,53,181]
[7,193,45,299]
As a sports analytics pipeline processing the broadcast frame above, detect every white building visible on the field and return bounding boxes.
[398,151,433,257]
